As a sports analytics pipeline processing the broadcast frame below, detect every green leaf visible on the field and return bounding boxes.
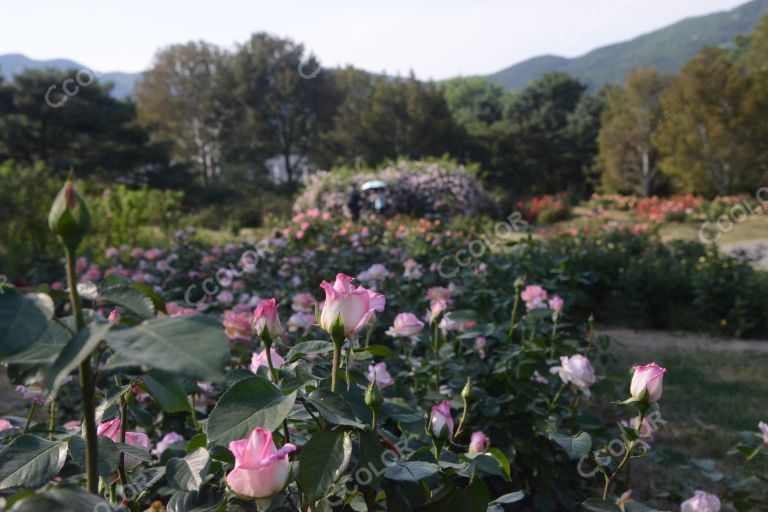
[624,503,661,512]
[142,370,192,413]
[100,285,155,319]
[67,435,120,478]
[307,390,365,428]
[187,434,207,453]
[44,321,112,391]
[131,283,167,315]
[357,344,395,358]
[0,435,68,489]
[114,442,153,463]
[106,316,229,380]
[490,491,525,504]
[8,488,115,512]
[582,498,622,512]
[551,431,592,460]
[167,448,210,492]
[286,340,334,362]
[384,461,440,482]
[0,290,53,360]
[94,385,132,425]
[4,319,71,364]
[487,447,512,480]
[206,376,296,445]
[298,430,351,503]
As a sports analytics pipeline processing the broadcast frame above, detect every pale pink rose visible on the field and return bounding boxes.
[468,431,490,455]
[152,432,185,457]
[250,348,285,374]
[358,264,390,284]
[681,491,721,512]
[319,273,385,338]
[426,286,453,304]
[548,295,564,315]
[521,285,548,310]
[429,299,448,323]
[630,363,666,403]
[386,313,425,338]
[291,292,315,312]
[108,309,121,324]
[474,263,487,276]
[63,420,81,432]
[226,428,297,498]
[16,385,44,406]
[550,355,597,398]
[223,309,253,341]
[105,247,119,259]
[367,362,394,389]
[97,419,151,469]
[287,312,315,332]
[759,422,768,445]
[217,290,234,305]
[252,298,284,341]
[0,419,14,432]
[403,259,423,280]
[429,400,454,441]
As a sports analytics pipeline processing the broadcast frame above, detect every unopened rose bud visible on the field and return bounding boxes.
[108,309,121,324]
[630,362,666,403]
[48,177,91,252]
[429,400,454,441]
[461,377,473,401]
[365,379,384,411]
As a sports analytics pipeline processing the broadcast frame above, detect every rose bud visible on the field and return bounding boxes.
[226,427,297,498]
[108,309,121,325]
[681,490,721,512]
[467,431,490,455]
[630,362,666,403]
[252,298,284,345]
[319,273,384,341]
[385,312,425,338]
[429,400,454,441]
[48,176,91,252]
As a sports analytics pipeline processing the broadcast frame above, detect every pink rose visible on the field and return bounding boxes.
[521,285,548,310]
[759,421,768,445]
[226,428,297,498]
[681,491,721,512]
[319,273,385,338]
[108,309,121,324]
[97,419,151,469]
[223,310,253,341]
[385,313,425,338]
[252,298,284,342]
[0,419,14,432]
[548,295,564,315]
[152,432,185,457]
[250,348,285,374]
[630,362,666,403]
[429,400,454,441]
[287,312,315,332]
[550,355,597,398]
[429,299,448,323]
[291,292,315,312]
[367,362,394,389]
[468,431,490,455]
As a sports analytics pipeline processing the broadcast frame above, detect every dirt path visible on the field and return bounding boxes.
[600,327,768,353]
[721,238,768,270]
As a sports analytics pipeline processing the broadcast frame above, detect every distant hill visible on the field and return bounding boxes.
[0,53,140,99]
[486,0,768,90]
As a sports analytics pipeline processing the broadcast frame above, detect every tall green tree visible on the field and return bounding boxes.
[135,41,227,184]
[440,77,511,126]
[598,68,668,196]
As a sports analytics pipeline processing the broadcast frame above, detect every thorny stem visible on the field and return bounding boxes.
[66,246,98,494]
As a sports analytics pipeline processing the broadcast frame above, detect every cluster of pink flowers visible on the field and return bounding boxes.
[521,284,564,314]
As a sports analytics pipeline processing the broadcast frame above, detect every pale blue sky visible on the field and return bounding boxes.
[2,0,750,79]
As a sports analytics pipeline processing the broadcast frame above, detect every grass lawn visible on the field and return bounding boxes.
[595,343,768,508]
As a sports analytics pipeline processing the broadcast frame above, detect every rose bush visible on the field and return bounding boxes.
[0,179,765,511]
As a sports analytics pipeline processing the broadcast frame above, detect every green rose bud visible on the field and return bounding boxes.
[461,377,473,401]
[49,177,90,252]
[365,379,384,411]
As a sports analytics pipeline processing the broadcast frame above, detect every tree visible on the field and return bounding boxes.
[652,48,760,195]
[598,68,668,196]
[222,33,333,186]
[440,77,512,126]
[135,41,227,184]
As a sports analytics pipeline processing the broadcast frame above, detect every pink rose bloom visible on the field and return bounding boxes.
[291,292,315,312]
[130,247,144,259]
[426,286,453,304]
[386,313,425,338]
[223,310,253,341]
[63,420,81,432]
[521,285,548,309]
[468,431,490,455]
[367,362,395,389]
[319,273,385,338]
[429,299,448,323]
[287,312,315,332]
[681,491,721,512]
[152,432,185,457]
[402,258,423,280]
[322,211,331,221]
[358,264,390,284]
[550,355,597,398]
[548,295,564,315]
[253,298,284,341]
[630,362,666,403]
[105,247,119,259]
[16,385,44,406]
[97,419,151,469]
[0,419,14,432]
[226,428,297,498]
[250,348,285,374]
[75,256,89,274]
[429,400,454,441]
[108,309,121,324]
[217,290,234,305]
[759,421,768,445]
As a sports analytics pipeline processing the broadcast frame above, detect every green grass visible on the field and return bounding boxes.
[594,344,768,507]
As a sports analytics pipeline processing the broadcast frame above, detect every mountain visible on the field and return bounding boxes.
[487,0,768,90]
[0,53,140,98]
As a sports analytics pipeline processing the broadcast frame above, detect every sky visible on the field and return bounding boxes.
[2,0,751,79]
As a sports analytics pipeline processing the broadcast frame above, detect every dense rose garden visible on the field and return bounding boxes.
[0,179,767,512]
